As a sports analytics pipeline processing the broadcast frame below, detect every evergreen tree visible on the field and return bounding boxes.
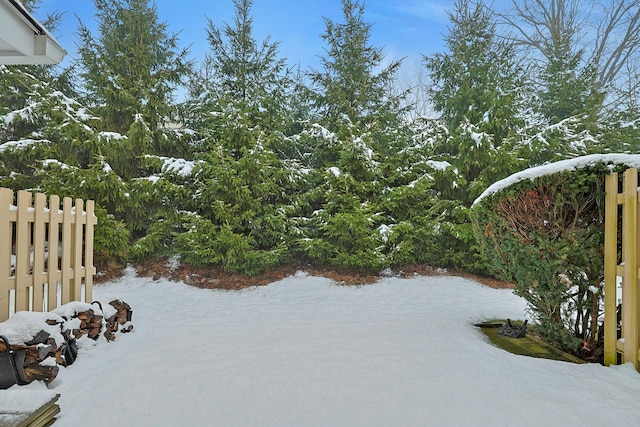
[77,0,191,166]
[424,0,522,143]
[308,0,406,155]
[177,0,297,274]
[70,0,199,261]
[502,0,640,120]
[186,0,292,135]
[292,0,408,271]
[424,0,524,204]
[538,47,602,122]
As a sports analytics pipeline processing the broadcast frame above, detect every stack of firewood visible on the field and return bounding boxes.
[0,300,133,387]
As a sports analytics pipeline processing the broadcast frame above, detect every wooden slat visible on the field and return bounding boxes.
[32,192,47,312]
[604,172,619,365]
[15,394,60,427]
[636,179,640,370]
[60,197,72,305]
[15,191,31,312]
[46,195,61,311]
[622,168,639,369]
[0,188,12,321]
[84,200,96,302]
[71,198,84,302]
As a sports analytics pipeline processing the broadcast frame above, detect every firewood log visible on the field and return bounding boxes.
[109,300,133,324]
[22,364,58,384]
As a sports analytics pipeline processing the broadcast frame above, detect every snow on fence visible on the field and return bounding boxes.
[0,188,97,322]
[604,169,640,371]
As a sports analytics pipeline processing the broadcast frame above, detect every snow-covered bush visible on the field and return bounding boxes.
[471,157,631,354]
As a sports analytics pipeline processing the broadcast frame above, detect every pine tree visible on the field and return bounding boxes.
[177,0,297,274]
[424,0,524,204]
[293,0,410,271]
[77,0,191,157]
[308,0,406,155]
[424,0,522,143]
[70,0,199,262]
[186,0,292,135]
[502,0,640,120]
[538,47,602,122]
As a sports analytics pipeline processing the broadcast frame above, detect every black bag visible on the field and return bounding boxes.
[0,335,26,389]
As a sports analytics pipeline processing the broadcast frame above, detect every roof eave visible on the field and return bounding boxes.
[0,0,66,65]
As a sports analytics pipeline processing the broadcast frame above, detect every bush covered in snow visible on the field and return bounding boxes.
[471,156,639,354]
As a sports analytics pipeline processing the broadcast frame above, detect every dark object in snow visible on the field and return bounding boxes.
[498,319,528,338]
[59,334,78,367]
[25,330,51,346]
[92,300,103,313]
[0,335,26,389]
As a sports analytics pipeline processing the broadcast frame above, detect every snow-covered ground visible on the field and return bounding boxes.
[5,268,640,426]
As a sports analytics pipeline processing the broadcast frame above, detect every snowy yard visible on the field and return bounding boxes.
[8,268,640,426]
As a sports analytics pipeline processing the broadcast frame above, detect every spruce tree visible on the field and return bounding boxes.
[177,0,296,274]
[425,0,522,143]
[308,0,406,155]
[424,0,524,204]
[295,0,411,271]
[186,0,291,135]
[77,0,191,163]
[71,0,198,261]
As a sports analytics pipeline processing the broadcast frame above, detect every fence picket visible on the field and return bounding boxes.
[0,188,97,322]
[15,191,31,312]
[33,192,47,312]
[72,198,83,302]
[60,197,72,305]
[85,200,95,303]
[0,188,11,321]
[622,169,639,367]
[47,195,61,310]
[604,173,618,366]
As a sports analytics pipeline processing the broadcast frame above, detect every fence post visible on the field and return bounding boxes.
[622,168,639,369]
[604,172,619,365]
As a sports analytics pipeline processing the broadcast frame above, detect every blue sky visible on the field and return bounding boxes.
[35,0,461,71]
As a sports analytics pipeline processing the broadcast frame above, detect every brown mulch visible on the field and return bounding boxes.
[94,257,514,290]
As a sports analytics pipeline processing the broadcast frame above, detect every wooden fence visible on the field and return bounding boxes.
[0,188,97,322]
[604,169,640,370]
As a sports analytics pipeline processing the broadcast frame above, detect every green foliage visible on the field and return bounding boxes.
[177,215,284,275]
[93,207,131,264]
[424,0,523,142]
[537,40,603,122]
[471,164,617,352]
[302,208,385,271]
[185,0,292,134]
[129,218,176,260]
[77,0,191,135]
[5,0,640,284]
[308,0,406,156]
[423,1,524,207]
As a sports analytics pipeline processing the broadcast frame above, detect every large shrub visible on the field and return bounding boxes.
[471,160,618,354]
